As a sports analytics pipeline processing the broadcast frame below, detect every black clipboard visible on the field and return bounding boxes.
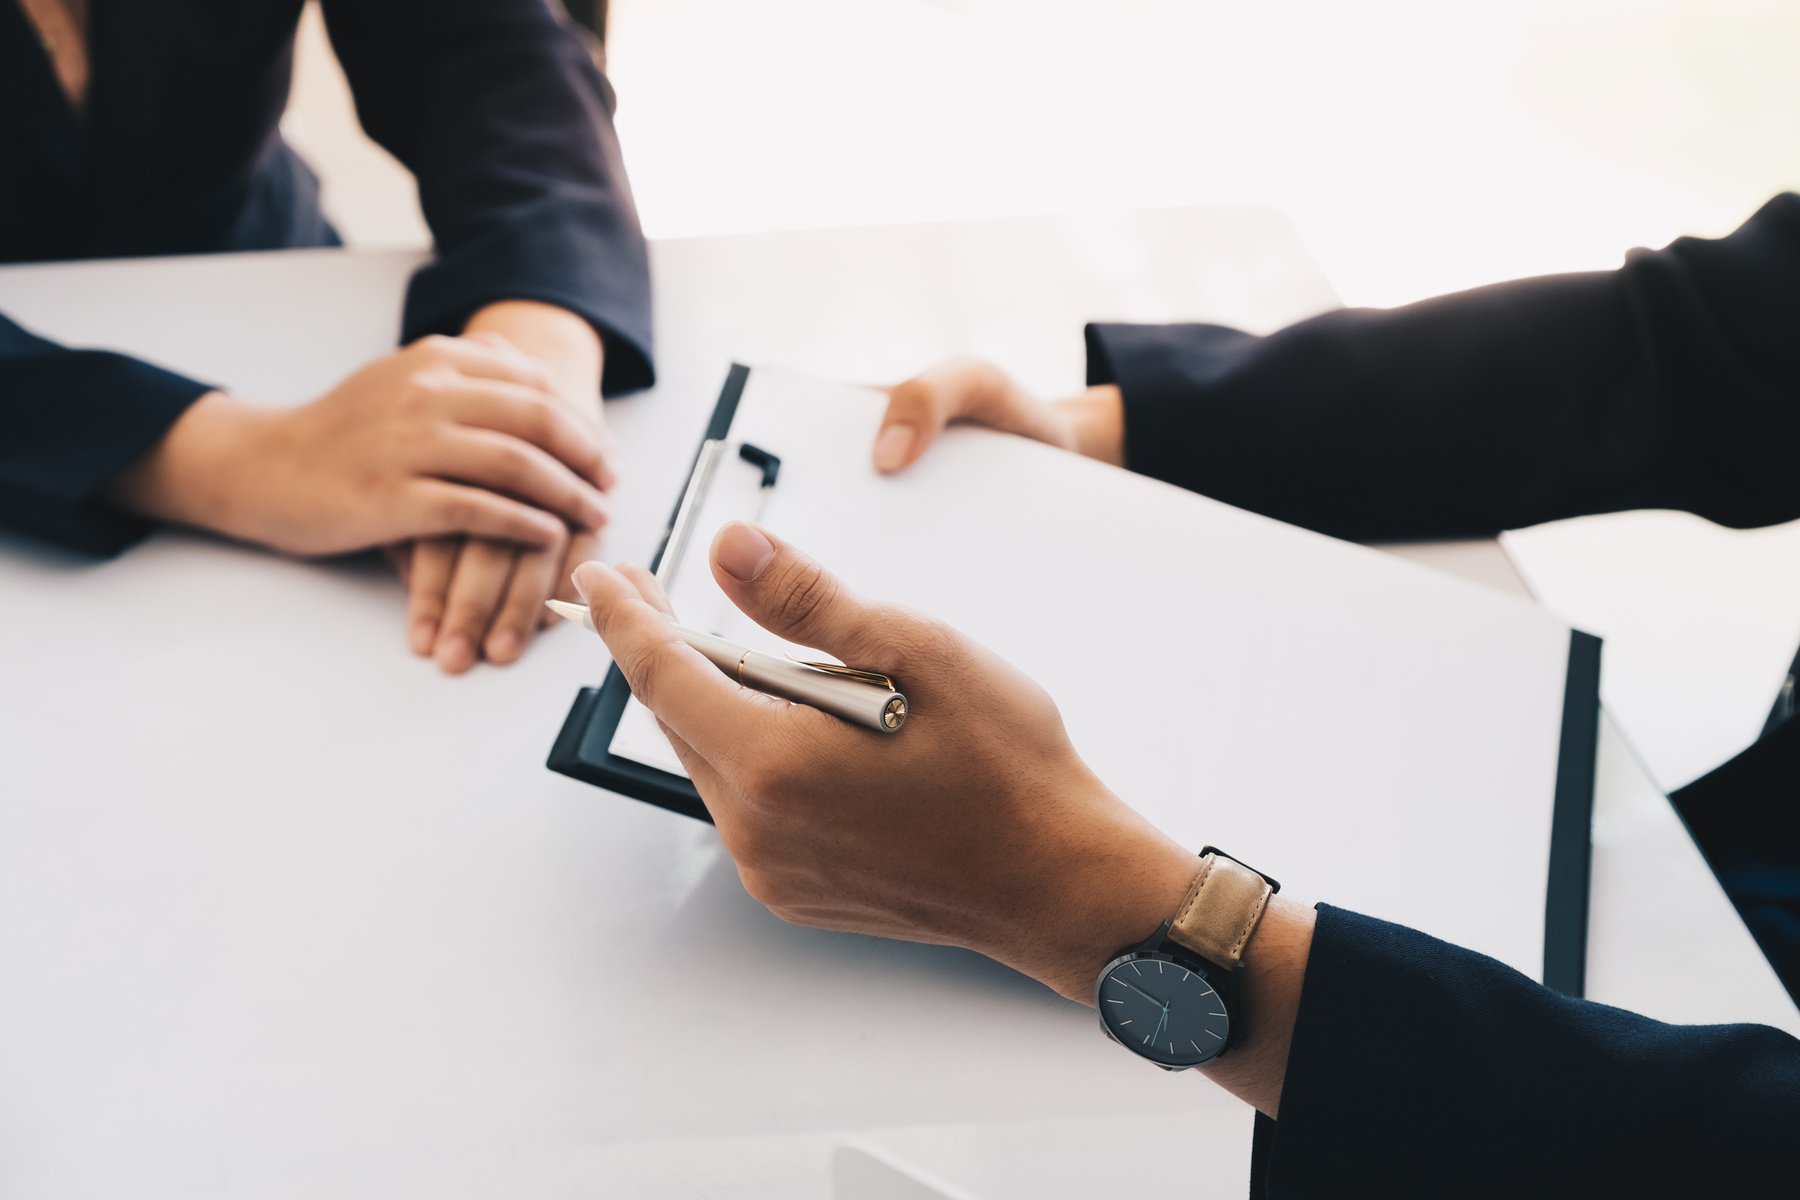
[545,362,754,823]
[545,362,1604,999]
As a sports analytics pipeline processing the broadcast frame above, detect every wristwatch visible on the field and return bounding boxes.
[1094,847,1279,1070]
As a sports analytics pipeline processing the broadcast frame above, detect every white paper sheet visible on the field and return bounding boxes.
[613,368,1576,977]
[1502,510,1800,792]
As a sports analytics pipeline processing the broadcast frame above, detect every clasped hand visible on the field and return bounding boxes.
[109,328,615,672]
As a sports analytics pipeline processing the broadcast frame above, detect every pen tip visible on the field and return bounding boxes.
[545,599,596,632]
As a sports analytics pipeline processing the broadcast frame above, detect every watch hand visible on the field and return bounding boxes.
[1151,1001,1170,1046]
[1117,979,1165,1006]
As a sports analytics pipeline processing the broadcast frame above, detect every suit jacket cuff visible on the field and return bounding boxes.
[1084,320,1262,490]
[401,213,655,397]
[0,340,212,556]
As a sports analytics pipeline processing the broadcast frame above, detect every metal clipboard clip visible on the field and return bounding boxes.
[655,439,782,590]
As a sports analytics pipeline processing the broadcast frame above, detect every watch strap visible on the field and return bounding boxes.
[1167,851,1274,971]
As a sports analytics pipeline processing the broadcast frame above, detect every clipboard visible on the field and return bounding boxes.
[547,363,757,823]
[547,363,1601,999]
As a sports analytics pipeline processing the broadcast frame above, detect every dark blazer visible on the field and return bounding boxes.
[1087,192,1800,542]
[1084,197,1800,1193]
[0,0,652,556]
[1261,905,1800,1196]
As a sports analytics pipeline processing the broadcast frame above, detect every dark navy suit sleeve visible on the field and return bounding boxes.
[1088,193,1800,541]
[1260,905,1800,1197]
[321,0,654,395]
[0,313,211,555]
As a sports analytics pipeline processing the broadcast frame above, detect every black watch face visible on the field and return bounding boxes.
[1097,953,1230,1069]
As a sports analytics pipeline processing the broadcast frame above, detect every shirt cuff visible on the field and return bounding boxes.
[401,213,655,397]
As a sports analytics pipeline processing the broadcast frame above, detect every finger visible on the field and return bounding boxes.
[401,479,565,547]
[484,531,566,664]
[545,528,603,628]
[570,559,760,760]
[875,360,1060,472]
[616,561,675,618]
[708,521,911,669]
[872,375,956,473]
[460,329,516,352]
[423,426,610,531]
[403,332,563,399]
[405,536,460,656]
[596,564,734,798]
[382,541,414,589]
[435,539,518,674]
[436,379,614,491]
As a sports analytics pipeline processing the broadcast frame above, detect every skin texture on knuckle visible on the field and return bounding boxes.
[432,490,483,533]
[524,395,562,447]
[868,610,964,686]
[397,369,451,416]
[413,334,459,360]
[766,556,840,641]
[484,437,567,506]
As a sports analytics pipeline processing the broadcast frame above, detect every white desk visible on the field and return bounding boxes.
[1,211,1793,1200]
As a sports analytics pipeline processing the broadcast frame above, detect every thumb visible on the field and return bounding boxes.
[709,521,904,668]
[871,376,955,473]
[570,558,750,758]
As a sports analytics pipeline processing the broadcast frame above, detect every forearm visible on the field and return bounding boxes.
[1266,905,1800,1193]
[327,0,654,393]
[1085,196,1800,539]
[1086,274,1663,542]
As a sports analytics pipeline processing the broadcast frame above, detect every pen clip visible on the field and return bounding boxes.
[785,654,897,692]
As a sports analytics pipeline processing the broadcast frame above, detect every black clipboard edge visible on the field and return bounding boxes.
[1543,628,1602,997]
[547,669,711,823]
[545,365,751,821]
[648,362,753,574]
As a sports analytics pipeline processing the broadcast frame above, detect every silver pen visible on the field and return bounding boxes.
[545,599,909,733]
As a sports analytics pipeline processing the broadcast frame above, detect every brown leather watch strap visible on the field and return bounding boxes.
[1167,851,1274,971]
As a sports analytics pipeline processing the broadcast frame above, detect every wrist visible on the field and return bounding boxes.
[1197,894,1315,1115]
[106,391,280,538]
[1016,806,1201,1002]
[1052,385,1125,467]
[463,300,603,412]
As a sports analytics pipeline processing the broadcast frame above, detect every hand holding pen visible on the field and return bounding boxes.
[567,520,1202,1000]
[545,605,907,732]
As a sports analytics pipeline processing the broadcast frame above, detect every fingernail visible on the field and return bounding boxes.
[571,565,594,602]
[409,619,437,656]
[715,522,776,582]
[437,632,475,673]
[487,629,522,662]
[872,424,914,472]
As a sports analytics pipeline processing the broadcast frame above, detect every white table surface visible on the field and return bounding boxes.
[1,211,1793,1200]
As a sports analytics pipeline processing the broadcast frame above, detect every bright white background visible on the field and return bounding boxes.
[284,0,1800,311]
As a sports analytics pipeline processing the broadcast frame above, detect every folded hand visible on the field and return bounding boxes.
[110,332,612,555]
